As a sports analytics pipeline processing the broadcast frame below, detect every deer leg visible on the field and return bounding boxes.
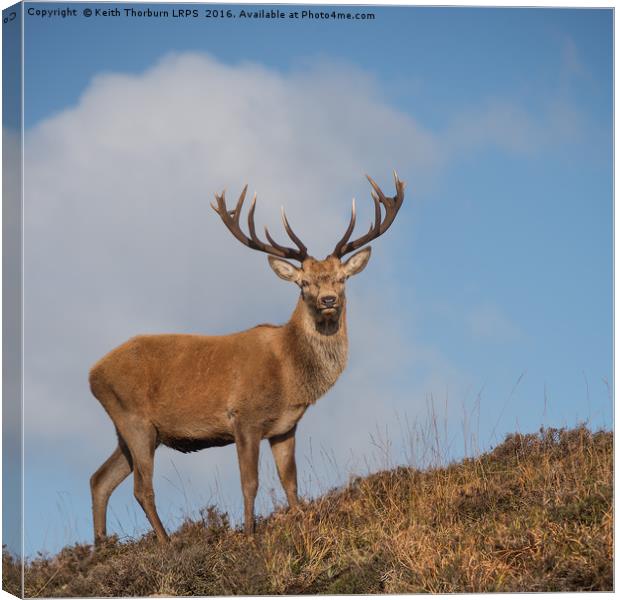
[269,426,298,508]
[90,443,132,547]
[235,428,261,535]
[117,418,169,544]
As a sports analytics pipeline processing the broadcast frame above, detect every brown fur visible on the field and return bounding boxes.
[89,251,371,545]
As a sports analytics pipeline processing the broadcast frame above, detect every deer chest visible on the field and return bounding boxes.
[265,404,308,437]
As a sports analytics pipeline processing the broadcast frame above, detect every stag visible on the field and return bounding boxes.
[89,173,405,546]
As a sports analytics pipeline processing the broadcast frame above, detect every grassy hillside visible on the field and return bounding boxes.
[3,425,613,596]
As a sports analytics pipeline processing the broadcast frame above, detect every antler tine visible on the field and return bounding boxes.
[232,185,248,223]
[247,193,261,245]
[210,190,225,215]
[331,173,406,258]
[281,207,307,256]
[393,170,405,200]
[264,226,297,256]
[332,198,357,257]
[212,185,308,262]
[367,175,387,204]
[370,190,382,234]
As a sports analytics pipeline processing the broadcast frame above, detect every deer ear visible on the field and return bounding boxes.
[343,246,372,278]
[268,256,300,282]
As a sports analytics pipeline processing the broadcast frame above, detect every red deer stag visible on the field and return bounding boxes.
[89,173,405,546]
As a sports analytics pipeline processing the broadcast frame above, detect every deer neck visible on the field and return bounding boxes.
[284,297,349,405]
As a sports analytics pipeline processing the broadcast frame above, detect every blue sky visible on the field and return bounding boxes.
[7,4,613,557]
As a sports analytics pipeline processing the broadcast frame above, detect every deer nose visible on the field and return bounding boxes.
[320,295,337,307]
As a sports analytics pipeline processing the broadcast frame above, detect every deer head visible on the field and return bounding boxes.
[211,173,405,334]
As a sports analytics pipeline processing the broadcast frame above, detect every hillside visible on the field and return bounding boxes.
[3,425,613,596]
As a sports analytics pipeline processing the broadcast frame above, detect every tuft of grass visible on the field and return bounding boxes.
[2,546,22,598]
[3,425,613,596]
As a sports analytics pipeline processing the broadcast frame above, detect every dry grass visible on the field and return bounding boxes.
[3,425,613,596]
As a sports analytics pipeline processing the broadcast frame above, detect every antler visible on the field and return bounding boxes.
[331,171,405,258]
[211,185,308,262]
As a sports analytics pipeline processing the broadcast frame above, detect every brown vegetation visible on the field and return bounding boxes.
[3,425,612,596]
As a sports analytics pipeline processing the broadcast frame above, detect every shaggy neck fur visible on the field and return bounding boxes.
[284,297,349,405]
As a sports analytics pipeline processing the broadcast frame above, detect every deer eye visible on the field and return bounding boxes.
[337,277,346,284]
[300,280,310,288]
